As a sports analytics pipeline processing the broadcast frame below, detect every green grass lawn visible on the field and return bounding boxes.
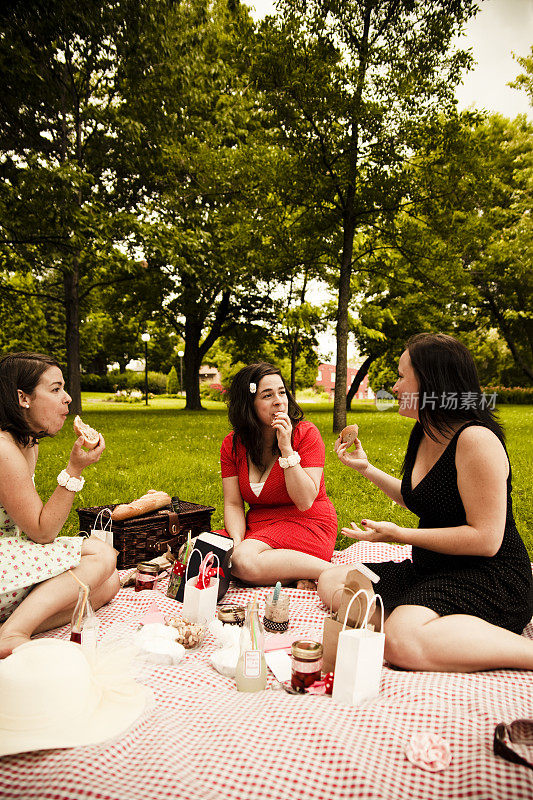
[37,395,533,559]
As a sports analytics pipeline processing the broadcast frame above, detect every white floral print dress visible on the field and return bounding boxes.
[0,498,83,622]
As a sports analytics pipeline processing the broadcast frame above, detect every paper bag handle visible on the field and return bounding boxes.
[93,507,112,532]
[360,593,385,633]
[329,585,356,617]
[185,547,202,584]
[340,588,371,632]
[185,548,220,585]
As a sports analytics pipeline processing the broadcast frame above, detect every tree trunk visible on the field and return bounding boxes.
[483,292,533,382]
[184,319,204,410]
[331,5,371,432]
[290,336,297,396]
[63,265,82,415]
[346,354,374,411]
[333,214,356,432]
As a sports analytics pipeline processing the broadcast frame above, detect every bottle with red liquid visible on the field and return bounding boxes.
[70,586,99,654]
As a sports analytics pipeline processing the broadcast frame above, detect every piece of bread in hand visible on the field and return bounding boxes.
[73,415,100,450]
[340,424,359,446]
[111,490,172,521]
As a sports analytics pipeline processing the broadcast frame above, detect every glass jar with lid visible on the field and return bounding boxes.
[135,562,159,592]
[291,640,323,691]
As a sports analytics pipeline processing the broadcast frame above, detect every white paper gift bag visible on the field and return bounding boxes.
[90,508,113,547]
[332,592,385,708]
[181,550,220,625]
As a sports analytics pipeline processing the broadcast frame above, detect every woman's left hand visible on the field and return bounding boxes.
[271,411,293,452]
[341,519,401,543]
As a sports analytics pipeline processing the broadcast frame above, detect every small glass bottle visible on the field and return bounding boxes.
[235,601,267,692]
[171,496,180,513]
[166,559,185,600]
[291,640,323,692]
[70,587,99,654]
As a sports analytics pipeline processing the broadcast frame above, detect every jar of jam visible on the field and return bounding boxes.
[291,640,323,692]
[135,562,159,592]
[217,605,246,626]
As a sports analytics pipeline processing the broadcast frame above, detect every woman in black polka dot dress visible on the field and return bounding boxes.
[318,333,533,672]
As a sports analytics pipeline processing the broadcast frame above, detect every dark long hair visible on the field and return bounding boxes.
[228,362,304,469]
[401,333,505,473]
[0,352,60,446]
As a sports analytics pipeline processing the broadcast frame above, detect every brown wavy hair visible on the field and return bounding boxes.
[228,362,304,469]
[0,352,60,446]
[401,333,505,472]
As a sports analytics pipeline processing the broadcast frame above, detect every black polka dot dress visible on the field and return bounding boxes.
[366,421,533,634]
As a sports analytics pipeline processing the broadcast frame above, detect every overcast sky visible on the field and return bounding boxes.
[243,0,533,120]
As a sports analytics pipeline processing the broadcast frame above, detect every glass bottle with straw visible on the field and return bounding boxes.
[235,598,267,692]
[167,529,192,600]
[69,571,99,655]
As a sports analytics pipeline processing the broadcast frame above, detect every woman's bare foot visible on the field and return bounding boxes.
[296,579,317,591]
[0,631,30,659]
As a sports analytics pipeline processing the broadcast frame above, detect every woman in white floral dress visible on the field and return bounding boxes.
[0,352,119,657]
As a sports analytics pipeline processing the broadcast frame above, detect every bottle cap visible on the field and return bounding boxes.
[136,562,159,575]
[291,640,323,661]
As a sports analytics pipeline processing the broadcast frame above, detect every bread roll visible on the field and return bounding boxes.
[111,490,172,521]
[73,415,100,450]
[340,424,359,446]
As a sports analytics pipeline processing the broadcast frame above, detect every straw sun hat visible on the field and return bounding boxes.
[0,639,152,757]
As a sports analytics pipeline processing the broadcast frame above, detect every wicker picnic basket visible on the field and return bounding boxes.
[77,499,215,569]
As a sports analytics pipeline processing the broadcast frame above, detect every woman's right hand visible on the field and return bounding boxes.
[334,434,370,474]
[66,434,106,476]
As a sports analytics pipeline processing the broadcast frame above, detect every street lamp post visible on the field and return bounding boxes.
[141,332,150,406]
[178,350,184,397]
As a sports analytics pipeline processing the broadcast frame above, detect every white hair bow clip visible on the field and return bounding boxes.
[249,383,257,394]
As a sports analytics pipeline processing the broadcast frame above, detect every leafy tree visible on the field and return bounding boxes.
[392,111,533,384]
[0,273,50,354]
[0,0,140,412]
[166,366,179,394]
[250,0,478,430]
[117,0,286,409]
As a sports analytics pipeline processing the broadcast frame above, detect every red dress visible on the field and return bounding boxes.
[220,420,338,561]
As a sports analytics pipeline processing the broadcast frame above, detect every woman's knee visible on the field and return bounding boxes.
[102,570,120,602]
[317,566,349,609]
[231,547,260,583]
[80,537,117,580]
[384,608,437,670]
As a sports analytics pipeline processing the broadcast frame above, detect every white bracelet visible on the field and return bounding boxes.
[279,452,301,469]
[57,469,85,492]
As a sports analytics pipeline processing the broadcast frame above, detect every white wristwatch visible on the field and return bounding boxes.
[57,469,85,492]
[278,452,301,469]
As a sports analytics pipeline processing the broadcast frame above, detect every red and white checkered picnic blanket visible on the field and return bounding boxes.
[1,542,532,800]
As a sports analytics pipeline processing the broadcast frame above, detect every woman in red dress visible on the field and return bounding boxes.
[221,363,337,586]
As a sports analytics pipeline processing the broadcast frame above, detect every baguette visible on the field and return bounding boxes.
[111,489,172,521]
[340,423,359,446]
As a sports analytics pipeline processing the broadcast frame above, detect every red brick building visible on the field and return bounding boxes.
[316,363,373,400]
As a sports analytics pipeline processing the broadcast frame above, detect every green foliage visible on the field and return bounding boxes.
[199,383,227,401]
[0,0,143,409]
[108,370,167,394]
[368,358,397,394]
[166,366,179,395]
[80,374,114,393]
[482,387,533,405]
